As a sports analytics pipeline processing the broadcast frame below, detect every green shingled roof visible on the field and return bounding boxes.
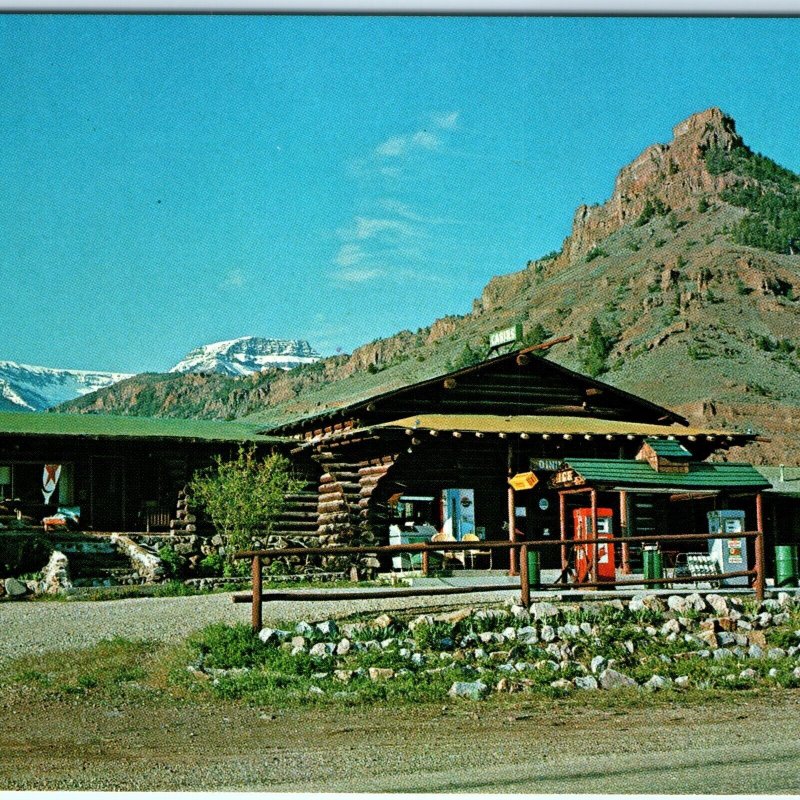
[644,438,692,459]
[0,412,284,443]
[562,458,770,491]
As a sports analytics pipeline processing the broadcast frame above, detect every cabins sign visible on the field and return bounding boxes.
[489,324,523,351]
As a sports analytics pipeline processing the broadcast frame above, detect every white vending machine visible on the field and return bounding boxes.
[707,510,749,586]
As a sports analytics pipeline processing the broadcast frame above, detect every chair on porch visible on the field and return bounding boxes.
[462,532,492,570]
[430,530,465,570]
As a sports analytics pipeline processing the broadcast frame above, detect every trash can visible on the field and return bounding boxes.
[527,549,541,590]
[642,545,663,589]
[775,545,799,588]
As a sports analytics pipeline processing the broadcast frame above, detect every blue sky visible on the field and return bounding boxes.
[2,15,800,373]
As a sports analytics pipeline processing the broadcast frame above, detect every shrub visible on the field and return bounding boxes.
[636,197,670,227]
[697,197,710,213]
[585,246,608,262]
[522,323,551,348]
[157,545,183,578]
[190,446,304,563]
[577,317,614,377]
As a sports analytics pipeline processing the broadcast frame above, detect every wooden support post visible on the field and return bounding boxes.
[620,490,631,575]
[508,441,518,576]
[559,492,567,572]
[251,554,262,633]
[755,492,765,601]
[422,548,429,576]
[519,543,530,608]
[508,484,518,576]
[591,489,599,584]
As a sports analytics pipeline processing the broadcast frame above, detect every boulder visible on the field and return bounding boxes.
[447,680,489,700]
[333,669,354,683]
[316,620,339,638]
[335,638,351,656]
[39,550,72,595]
[291,635,307,651]
[574,675,599,690]
[674,675,690,689]
[540,625,556,643]
[739,668,757,680]
[705,594,729,615]
[767,647,787,660]
[295,621,315,636]
[599,668,638,689]
[590,655,606,674]
[368,667,395,682]
[433,608,473,626]
[4,577,30,598]
[550,679,572,691]
[531,602,560,621]
[644,674,672,691]
[309,642,330,658]
[667,595,690,614]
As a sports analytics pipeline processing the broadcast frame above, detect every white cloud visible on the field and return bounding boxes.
[411,130,439,150]
[433,111,459,130]
[334,243,368,267]
[352,216,420,240]
[376,136,409,157]
[220,268,246,289]
[375,129,440,158]
[335,267,385,283]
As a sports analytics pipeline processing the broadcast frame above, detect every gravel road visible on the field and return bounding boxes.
[0,587,518,662]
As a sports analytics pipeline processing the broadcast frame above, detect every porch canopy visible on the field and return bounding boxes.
[549,453,771,580]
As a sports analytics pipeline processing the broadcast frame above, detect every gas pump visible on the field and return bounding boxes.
[573,508,616,583]
[707,510,748,586]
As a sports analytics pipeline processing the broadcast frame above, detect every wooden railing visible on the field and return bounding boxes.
[233,528,765,631]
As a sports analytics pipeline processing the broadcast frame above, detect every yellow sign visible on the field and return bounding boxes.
[509,472,539,491]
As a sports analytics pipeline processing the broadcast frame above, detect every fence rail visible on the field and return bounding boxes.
[233,527,765,631]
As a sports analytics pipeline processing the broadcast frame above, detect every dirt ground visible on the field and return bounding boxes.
[2,691,800,793]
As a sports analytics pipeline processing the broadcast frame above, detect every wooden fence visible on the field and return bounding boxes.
[232,528,765,631]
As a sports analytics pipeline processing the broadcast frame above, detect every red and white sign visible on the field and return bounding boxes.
[42,464,61,504]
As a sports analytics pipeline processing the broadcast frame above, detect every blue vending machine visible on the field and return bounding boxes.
[441,489,476,540]
[707,509,749,586]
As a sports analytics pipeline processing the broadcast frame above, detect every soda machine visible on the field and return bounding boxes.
[573,507,616,583]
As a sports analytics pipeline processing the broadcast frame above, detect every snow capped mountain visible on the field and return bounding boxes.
[0,361,133,412]
[170,336,321,376]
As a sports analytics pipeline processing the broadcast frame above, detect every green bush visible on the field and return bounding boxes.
[190,446,304,564]
[157,545,183,578]
[199,552,225,576]
[635,197,670,227]
[577,317,614,377]
[585,246,608,262]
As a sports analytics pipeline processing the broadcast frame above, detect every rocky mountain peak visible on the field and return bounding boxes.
[553,108,744,264]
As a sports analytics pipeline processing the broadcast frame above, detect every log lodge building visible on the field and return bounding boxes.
[1,342,789,577]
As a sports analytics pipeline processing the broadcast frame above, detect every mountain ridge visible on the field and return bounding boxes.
[56,108,800,463]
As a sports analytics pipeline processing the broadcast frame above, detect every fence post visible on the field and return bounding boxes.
[755,492,765,601]
[422,547,429,576]
[251,554,262,632]
[519,543,530,607]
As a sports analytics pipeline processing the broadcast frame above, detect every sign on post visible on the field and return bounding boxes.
[489,324,523,351]
[509,472,539,491]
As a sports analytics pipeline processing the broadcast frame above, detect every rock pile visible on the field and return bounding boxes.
[230,591,800,701]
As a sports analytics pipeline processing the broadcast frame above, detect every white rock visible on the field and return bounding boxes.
[574,675,599,690]
[739,668,757,679]
[674,675,690,688]
[448,680,488,700]
[590,655,606,674]
[768,647,787,660]
[644,674,672,691]
[599,668,638,689]
[309,642,329,658]
[316,620,339,637]
[705,594,729,615]
[259,627,289,644]
[550,678,572,691]
[667,595,690,614]
[540,625,556,643]
[531,602,559,621]
[295,621,315,636]
[336,638,351,656]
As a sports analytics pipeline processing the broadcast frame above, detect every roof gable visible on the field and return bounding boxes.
[266,340,688,436]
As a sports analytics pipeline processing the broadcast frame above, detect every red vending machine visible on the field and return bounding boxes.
[573,508,615,583]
